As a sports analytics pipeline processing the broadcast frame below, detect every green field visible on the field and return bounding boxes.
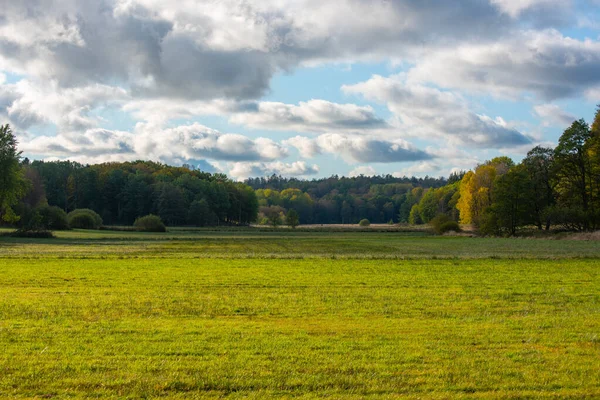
[1,230,599,398]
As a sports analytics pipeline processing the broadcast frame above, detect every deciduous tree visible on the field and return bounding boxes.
[0,125,28,223]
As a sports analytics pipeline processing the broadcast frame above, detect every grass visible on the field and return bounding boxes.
[1,228,599,259]
[1,228,599,398]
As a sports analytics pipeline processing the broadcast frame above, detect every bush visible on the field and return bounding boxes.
[359,219,370,227]
[68,209,103,230]
[439,221,461,234]
[38,205,69,230]
[430,214,461,235]
[134,214,166,232]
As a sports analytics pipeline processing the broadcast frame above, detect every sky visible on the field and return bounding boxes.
[0,0,599,181]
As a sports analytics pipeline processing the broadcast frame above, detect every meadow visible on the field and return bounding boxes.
[1,229,599,398]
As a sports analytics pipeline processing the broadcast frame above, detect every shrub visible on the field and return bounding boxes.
[38,205,69,230]
[134,214,166,232]
[68,209,103,230]
[439,221,461,234]
[430,214,461,235]
[359,219,370,227]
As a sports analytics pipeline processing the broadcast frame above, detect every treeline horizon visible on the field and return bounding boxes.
[13,160,258,228]
[1,104,599,234]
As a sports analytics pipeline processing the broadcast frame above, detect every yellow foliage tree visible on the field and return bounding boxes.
[456,162,503,226]
[457,171,474,224]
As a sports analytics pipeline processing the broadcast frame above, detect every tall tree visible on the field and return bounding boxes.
[554,119,595,229]
[488,165,534,235]
[0,125,28,223]
[522,146,555,230]
[592,104,600,135]
[589,106,600,220]
[457,158,512,227]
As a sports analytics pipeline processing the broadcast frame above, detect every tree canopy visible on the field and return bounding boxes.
[0,125,28,223]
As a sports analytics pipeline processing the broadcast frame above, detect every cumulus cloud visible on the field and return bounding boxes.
[228,161,319,181]
[0,80,128,131]
[19,123,288,165]
[0,0,595,179]
[230,100,387,132]
[316,133,432,163]
[343,75,533,148]
[21,128,136,164]
[284,133,432,164]
[283,135,322,158]
[124,98,388,132]
[490,0,571,18]
[133,123,288,163]
[406,30,600,101]
[586,87,600,102]
[393,162,443,178]
[349,166,377,177]
[0,0,575,101]
[534,104,577,126]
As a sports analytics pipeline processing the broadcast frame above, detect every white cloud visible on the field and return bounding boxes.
[21,128,136,164]
[343,75,533,148]
[534,104,577,127]
[19,123,289,165]
[585,87,600,102]
[490,0,570,18]
[315,133,432,163]
[0,0,595,179]
[0,0,575,101]
[393,162,442,178]
[349,166,377,177]
[407,29,600,101]
[0,80,128,131]
[282,134,432,164]
[229,99,387,132]
[228,161,319,181]
[283,136,322,158]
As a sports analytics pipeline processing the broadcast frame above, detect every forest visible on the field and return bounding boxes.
[0,105,599,234]
[250,109,600,233]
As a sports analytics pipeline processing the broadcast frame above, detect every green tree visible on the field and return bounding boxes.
[408,204,422,225]
[522,146,555,230]
[589,106,600,217]
[188,198,211,227]
[155,183,187,226]
[488,165,534,235]
[592,104,600,135]
[264,206,284,227]
[0,125,28,223]
[553,119,596,230]
[285,208,300,228]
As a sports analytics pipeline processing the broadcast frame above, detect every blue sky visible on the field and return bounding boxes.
[1,0,599,180]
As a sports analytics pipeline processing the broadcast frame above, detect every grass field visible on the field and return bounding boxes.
[1,229,599,398]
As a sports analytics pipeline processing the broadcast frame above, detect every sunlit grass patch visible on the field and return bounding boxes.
[1,255,599,398]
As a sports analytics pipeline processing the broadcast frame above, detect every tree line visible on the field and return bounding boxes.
[247,174,453,225]
[248,107,600,233]
[0,128,259,229]
[1,105,599,234]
